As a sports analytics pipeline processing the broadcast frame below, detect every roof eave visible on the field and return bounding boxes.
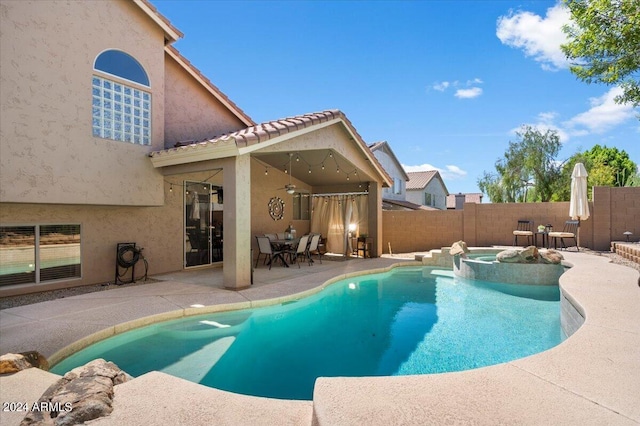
[133,0,183,43]
[150,140,239,168]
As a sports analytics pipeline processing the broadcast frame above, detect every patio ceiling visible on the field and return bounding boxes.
[253,149,376,188]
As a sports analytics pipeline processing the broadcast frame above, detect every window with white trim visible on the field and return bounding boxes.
[92,50,151,145]
[0,224,81,287]
[393,177,402,195]
[425,193,434,206]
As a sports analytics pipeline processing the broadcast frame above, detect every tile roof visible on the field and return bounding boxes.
[150,109,393,186]
[157,110,344,152]
[446,193,484,208]
[406,170,439,190]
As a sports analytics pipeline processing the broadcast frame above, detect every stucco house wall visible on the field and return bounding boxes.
[372,149,405,201]
[0,0,166,206]
[163,54,249,147]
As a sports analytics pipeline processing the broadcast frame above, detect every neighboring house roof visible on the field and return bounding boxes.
[446,193,484,209]
[134,0,183,43]
[149,109,393,187]
[382,198,437,211]
[368,141,410,181]
[165,46,255,127]
[406,170,440,190]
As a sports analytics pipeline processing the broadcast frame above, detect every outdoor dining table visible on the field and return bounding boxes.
[269,238,299,267]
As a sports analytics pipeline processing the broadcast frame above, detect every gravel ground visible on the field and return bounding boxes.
[1,250,638,311]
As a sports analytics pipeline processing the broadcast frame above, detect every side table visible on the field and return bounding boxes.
[535,231,548,249]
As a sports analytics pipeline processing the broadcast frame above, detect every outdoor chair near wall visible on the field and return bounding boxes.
[307,234,322,264]
[265,233,277,241]
[548,220,580,251]
[513,220,534,246]
[287,234,310,268]
[255,236,281,270]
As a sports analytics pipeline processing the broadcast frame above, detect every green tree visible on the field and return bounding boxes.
[478,126,562,202]
[561,0,640,107]
[555,145,637,200]
[585,144,637,187]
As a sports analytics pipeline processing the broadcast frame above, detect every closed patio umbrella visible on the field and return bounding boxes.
[570,163,589,248]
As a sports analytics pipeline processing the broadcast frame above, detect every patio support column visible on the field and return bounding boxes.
[368,181,382,257]
[222,155,252,289]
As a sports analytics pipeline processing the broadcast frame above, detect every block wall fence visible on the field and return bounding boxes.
[382,186,639,254]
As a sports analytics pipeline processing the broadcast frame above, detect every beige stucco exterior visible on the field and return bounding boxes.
[0,0,166,206]
[163,53,249,147]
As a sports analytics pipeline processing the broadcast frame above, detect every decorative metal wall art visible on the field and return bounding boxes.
[268,197,285,221]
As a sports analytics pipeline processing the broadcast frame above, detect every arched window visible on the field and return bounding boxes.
[94,50,149,86]
[92,50,151,145]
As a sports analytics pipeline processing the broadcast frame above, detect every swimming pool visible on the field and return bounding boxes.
[51,266,564,400]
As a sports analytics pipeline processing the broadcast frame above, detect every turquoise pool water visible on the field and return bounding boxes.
[51,267,564,400]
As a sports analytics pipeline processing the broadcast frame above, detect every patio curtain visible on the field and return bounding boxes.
[311,194,368,255]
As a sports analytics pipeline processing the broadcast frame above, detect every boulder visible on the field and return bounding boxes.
[20,351,50,371]
[520,246,539,263]
[20,359,130,426]
[496,249,522,263]
[450,241,470,257]
[539,249,564,264]
[0,353,33,374]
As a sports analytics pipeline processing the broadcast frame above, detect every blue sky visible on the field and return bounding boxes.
[154,0,639,196]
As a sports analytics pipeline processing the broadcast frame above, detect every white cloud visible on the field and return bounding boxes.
[455,87,483,99]
[516,87,637,142]
[564,87,637,133]
[496,4,570,70]
[403,163,467,180]
[511,111,570,142]
[433,81,450,91]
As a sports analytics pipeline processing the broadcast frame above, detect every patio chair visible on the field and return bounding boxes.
[287,234,310,268]
[255,236,282,270]
[548,220,579,250]
[264,233,277,241]
[307,234,322,264]
[513,220,534,246]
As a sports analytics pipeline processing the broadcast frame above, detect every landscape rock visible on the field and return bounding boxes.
[20,351,50,371]
[20,359,130,426]
[450,241,470,257]
[0,353,33,374]
[496,249,522,263]
[520,246,539,263]
[539,249,564,264]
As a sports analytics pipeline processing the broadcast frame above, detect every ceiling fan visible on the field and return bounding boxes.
[277,153,296,194]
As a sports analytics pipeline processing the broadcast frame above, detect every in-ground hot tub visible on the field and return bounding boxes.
[453,249,568,286]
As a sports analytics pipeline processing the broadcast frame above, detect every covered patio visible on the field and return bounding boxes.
[150,110,392,290]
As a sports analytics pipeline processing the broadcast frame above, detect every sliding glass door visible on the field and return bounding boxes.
[184,181,223,267]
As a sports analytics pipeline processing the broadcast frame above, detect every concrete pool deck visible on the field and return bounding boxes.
[1,250,639,425]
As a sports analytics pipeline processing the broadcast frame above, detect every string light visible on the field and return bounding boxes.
[252,151,366,188]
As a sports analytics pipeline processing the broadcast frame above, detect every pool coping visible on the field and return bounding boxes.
[1,250,639,425]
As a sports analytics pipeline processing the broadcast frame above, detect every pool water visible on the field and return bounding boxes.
[51,267,564,400]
